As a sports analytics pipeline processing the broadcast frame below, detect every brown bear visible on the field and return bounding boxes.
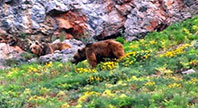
[30,41,71,56]
[6,35,32,51]
[0,35,24,53]
[72,39,125,68]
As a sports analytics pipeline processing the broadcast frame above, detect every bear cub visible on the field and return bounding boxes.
[30,41,71,56]
[72,39,125,68]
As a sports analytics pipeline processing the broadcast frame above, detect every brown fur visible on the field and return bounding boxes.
[6,35,32,51]
[30,41,71,56]
[72,39,125,68]
[0,35,7,43]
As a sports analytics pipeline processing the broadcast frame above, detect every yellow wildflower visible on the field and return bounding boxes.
[109,104,116,108]
[58,63,63,67]
[144,81,155,86]
[150,40,156,44]
[57,91,65,96]
[45,61,53,67]
[188,78,198,84]
[120,94,127,98]
[129,44,139,49]
[61,103,70,108]
[100,61,118,71]
[168,83,182,88]
[76,104,82,108]
[24,88,31,95]
[102,89,115,97]
[76,68,97,73]
[78,91,99,103]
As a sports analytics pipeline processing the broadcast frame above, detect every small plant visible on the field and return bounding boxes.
[4,59,19,67]
[116,36,126,44]
[19,32,28,39]
[59,31,66,42]
[20,52,36,60]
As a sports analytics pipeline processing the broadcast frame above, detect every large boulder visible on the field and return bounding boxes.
[29,39,84,64]
[124,0,195,40]
[0,43,23,69]
[0,0,197,40]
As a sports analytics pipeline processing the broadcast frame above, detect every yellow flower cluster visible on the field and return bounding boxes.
[100,61,118,71]
[119,94,127,98]
[168,83,182,88]
[109,104,116,108]
[144,53,150,59]
[183,28,191,34]
[61,103,70,108]
[188,78,198,85]
[120,52,134,67]
[40,87,50,95]
[128,76,146,81]
[164,76,183,81]
[144,81,155,86]
[126,51,137,56]
[78,91,99,103]
[129,44,139,49]
[58,63,63,68]
[7,68,19,78]
[76,68,97,73]
[189,60,198,66]
[45,61,53,67]
[57,91,65,96]
[121,50,150,67]
[24,88,31,95]
[88,76,101,82]
[160,44,190,57]
[156,66,173,75]
[102,89,115,97]
[150,40,156,44]
[28,95,47,103]
[28,66,38,73]
[140,39,145,43]
[192,25,198,31]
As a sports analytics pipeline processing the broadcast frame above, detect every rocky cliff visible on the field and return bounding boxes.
[0,0,198,41]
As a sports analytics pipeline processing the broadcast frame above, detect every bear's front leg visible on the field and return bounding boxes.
[86,51,97,68]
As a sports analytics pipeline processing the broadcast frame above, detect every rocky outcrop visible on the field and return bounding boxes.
[0,0,197,41]
[0,43,24,69]
[124,0,195,40]
[0,39,84,69]
[29,39,84,64]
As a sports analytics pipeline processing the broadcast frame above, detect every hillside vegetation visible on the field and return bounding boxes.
[1,16,198,108]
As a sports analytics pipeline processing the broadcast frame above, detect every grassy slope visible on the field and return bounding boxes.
[1,16,198,108]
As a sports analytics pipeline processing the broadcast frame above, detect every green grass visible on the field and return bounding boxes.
[1,16,198,108]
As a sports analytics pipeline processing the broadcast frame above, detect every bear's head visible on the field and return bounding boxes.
[7,35,18,46]
[29,41,44,56]
[72,47,86,64]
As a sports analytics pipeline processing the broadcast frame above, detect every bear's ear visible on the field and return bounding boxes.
[78,49,81,53]
[35,41,40,45]
[27,38,33,44]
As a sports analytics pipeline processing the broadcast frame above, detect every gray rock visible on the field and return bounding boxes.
[0,0,197,40]
[0,43,23,69]
[38,49,75,64]
[29,39,84,64]
[31,3,46,23]
[182,69,196,75]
